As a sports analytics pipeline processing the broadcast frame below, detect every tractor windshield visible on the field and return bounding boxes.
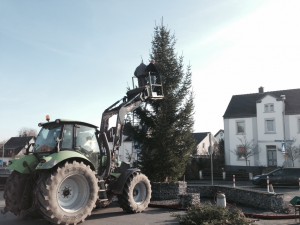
[34,124,62,153]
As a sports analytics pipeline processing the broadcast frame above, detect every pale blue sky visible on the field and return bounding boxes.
[1,0,300,141]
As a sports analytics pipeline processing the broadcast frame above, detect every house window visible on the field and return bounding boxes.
[267,145,277,166]
[265,119,275,133]
[236,146,246,160]
[264,103,274,112]
[236,121,245,134]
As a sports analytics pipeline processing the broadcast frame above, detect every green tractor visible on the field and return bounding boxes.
[3,69,163,225]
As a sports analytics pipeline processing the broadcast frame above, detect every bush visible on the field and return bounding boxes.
[173,203,253,225]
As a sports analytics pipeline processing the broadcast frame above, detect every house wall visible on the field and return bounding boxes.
[16,138,35,157]
[2,138,35,167]
[119,141,138,164]
[195,134,217,156]
[108,141,138,166]
[256,95,285,167]
[214,130,224,142]
[225,94,300,169]
[287,114,300,147]
[225,117,256,167]
[283,114,300,167]
[224,119,230,165]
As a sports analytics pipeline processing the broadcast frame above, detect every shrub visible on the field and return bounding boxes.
[173,203,253,225]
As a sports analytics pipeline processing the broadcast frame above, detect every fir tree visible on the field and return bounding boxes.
[135,22,195,182]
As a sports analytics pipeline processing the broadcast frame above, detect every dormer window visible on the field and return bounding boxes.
[264,103,274,112]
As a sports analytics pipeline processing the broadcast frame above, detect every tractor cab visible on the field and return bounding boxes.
[33,119,101,168]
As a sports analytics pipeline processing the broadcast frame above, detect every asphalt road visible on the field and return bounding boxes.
[1,184,300,225]
[1,204,300,225]
[0,202,181,225]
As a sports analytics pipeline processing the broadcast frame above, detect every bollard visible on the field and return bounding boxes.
[267,176,270,192]
[216,192,226,208]
[222,171,226,180]
[199,170,203,180]
[249,172,253,180]
[233,175,235,188]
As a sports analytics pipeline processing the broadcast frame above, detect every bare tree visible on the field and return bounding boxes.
[18,127,37,137]
[278,139,300,167]
[232,136,259,166]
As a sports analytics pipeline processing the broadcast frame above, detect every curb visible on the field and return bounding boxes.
[149,203,300,220]
[244,213,300,220]
[149,203,184,210]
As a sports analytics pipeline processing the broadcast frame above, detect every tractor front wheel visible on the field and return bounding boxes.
[117,172,151,213]
[3,171,36,217]
[36,161,99,225]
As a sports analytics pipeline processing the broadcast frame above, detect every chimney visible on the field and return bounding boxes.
[258,86,264,93]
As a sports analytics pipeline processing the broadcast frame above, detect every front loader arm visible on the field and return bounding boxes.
[99,72,163,174]
[100,89,146,151]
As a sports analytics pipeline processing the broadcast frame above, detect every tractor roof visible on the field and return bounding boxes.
[38,119,98,129]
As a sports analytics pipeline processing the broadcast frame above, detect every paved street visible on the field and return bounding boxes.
[1,203,300,225]
[0,201,180,225]
[1,183,300,225]
[0,188,181,225]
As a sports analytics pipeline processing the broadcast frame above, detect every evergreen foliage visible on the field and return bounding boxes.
[174,203,252,225]
[134,22,195,182]
[214,139,225,169]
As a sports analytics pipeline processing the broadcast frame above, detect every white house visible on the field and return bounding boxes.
[193,132,218,157]
[223,87,300,170]
[106,127,139,166]
[214,129,224,142]
[116,135,139,166]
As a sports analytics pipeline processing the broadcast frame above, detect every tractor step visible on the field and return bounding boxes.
[98,178,108,200]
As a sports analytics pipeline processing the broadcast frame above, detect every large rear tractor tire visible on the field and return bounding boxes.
[36,161,99,225]
[117,172,151,213]
[3,171,36,217]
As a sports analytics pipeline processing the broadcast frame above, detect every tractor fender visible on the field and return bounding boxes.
[110,168,141,195]
[8,154,39,174]
[35,151,94,170]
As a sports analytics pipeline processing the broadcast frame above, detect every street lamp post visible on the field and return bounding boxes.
[1,141,5,167]
[209,132,214,185]
[281,95,287,164]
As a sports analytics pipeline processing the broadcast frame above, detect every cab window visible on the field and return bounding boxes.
[62,125,73,149]
[76,125,100,153]
[34,124,62,153]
